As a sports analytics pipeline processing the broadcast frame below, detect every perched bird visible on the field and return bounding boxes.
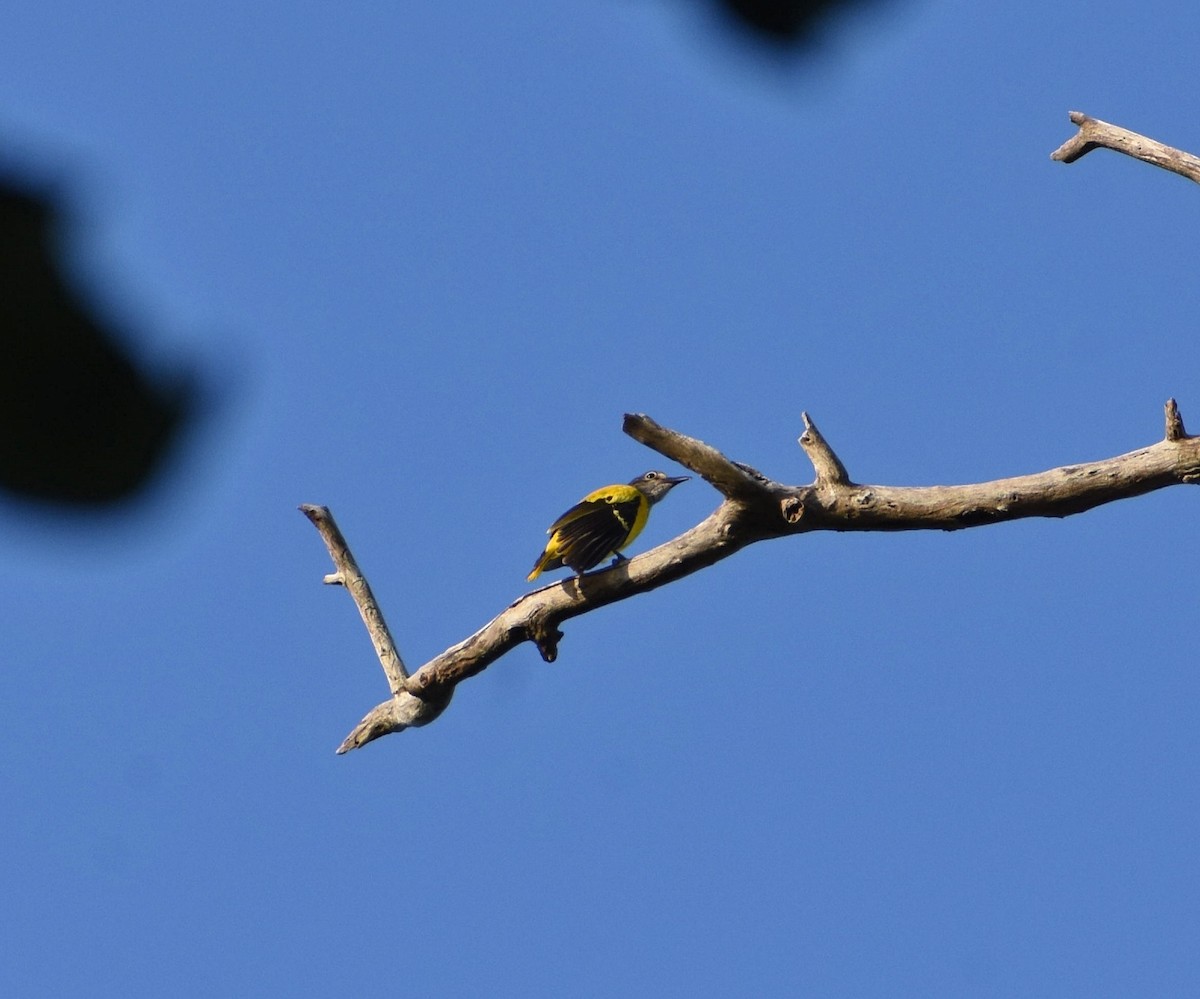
[527,470,690,581]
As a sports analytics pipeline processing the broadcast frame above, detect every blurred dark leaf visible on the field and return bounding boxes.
[0,175,197,507]
[708,0,893,46]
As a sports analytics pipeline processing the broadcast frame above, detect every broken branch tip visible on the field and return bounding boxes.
[1165,398,1188,441]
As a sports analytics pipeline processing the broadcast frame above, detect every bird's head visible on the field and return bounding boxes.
[630,469,690,504]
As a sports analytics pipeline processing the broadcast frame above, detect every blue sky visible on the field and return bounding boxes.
[2,2,1198,995]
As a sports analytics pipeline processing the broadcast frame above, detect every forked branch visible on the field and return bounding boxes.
[1052,111,1200,184]
[306,402,1199,753]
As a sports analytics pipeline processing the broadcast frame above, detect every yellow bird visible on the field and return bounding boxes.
[527,470,690,581]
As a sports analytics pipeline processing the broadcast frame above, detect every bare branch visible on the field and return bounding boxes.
[334,688,452,755]
[1051,111,1200,184]
[307,112,1200,754]
[788,432,1200,531]
[623,413,770,499]
[300,504,453,752]
[1166,398,1188,442]
[300,504,410,694]
[799,412,850,486]
[311,403,1200,752]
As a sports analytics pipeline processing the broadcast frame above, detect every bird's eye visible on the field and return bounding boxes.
[645,471,660,480]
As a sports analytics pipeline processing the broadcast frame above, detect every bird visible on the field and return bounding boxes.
[527,470,690,581]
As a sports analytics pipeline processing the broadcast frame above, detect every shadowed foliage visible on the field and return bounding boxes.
[707,0,894,46]
[0,175,197,506]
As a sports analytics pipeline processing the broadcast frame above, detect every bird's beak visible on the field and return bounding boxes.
[665,475,690,486]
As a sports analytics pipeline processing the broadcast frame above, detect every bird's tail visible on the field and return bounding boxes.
[527,549,562,582]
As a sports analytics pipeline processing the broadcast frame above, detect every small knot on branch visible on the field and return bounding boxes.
[781,496,805,524]
[529,620,563,663]
[1165,398,1188,441]
[798,412,850,486]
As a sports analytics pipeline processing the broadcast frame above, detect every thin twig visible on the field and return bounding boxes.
[299,504,409,694]
[300,504,456,753]
[1165,398,1188,442]
[799,412,850,486]
[623,412,769,500]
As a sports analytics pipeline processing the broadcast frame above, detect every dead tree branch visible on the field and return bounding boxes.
[306,402,1199,754]
[1051,111,1200,184]
[300,504,452,752]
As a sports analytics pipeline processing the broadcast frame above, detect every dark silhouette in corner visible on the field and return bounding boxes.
[0,175,197,507]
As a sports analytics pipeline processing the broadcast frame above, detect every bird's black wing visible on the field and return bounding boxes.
[551,496,642,573]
